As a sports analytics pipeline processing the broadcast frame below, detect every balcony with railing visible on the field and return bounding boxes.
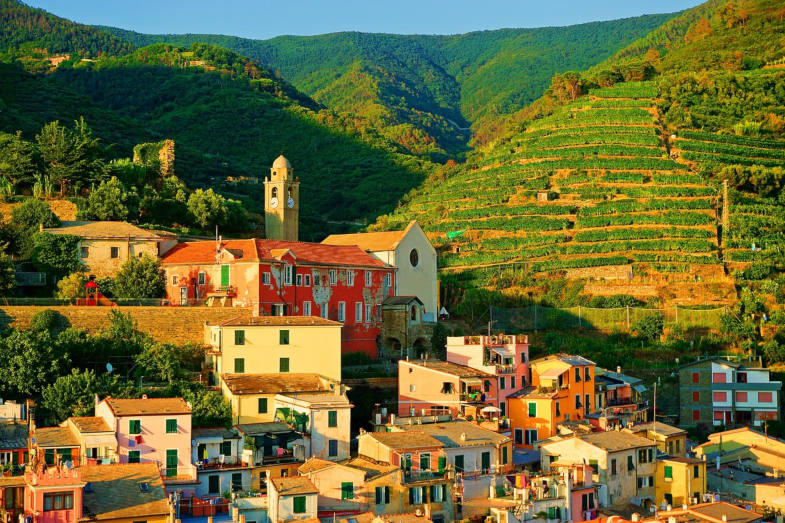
[402,469,448,484]
[495,364,517,375]
[160,464,198,484]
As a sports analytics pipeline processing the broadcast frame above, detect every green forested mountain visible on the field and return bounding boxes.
[100,13,676,157]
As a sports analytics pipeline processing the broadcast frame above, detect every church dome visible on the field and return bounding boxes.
[272,154,292,169]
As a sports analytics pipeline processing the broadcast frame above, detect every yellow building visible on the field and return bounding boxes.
[207,316,343,383]
[264,155,300,241]
[627,422,687,457]
[42,221,177,278]
[656,457,707,507]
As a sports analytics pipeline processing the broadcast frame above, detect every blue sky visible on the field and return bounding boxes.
[28,0,704,40]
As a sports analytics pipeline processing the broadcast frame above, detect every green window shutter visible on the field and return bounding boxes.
[221,265,230,287]
[235,330,245,345]
[258,398,268,414]
[129,420,141,434]
[44,449,54,465]
[279,330,289,345]
[628,455,634,470]
[375,486,383,505]
[341,482,353,500]
[455,455,464,472]
[328,410,338,427]
[409,487,415,505]
[166,449,178,477]
[280,357,290,372]
[502,446,508,465]
[694,466,700,478]
[385,486,391,504]
[481,451,490,472]
[128,450,140,463]
[528,402,536,417]
[293,496,306,514]
[665,465,673,479]
[438,456,446,473]
[234,358,245,373]
[166,419,177,433]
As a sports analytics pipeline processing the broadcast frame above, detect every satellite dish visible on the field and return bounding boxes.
[106,363,113,373]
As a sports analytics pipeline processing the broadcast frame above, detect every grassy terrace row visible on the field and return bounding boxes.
[677,139,785,161]
[527,108,654,130]
[577,198,714,216]
[557,172,703,185]
[577,210,714,228]
[680,150,785,168]
[519,125,657,140]
[514,145,667,159]
[587,99,653,108]
[588,82,658,99]
[678,130,785,150]
[573,227,714,242]
[426,215,570,232]
[450,204,575,219]
[561,186,717,198]
[476,156,683,170]
[511,130,660,148]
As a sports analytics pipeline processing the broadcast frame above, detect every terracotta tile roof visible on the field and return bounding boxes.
[531,353,596,367]
[218,315,341,327]
[162,238,390,269]
[104,397,191,416]
[339,512,434,523]
[33,427,79,448]
[399,420,510,448]
[221,373,331,395]
[298,457,337,474]
[628,421,686,437]
[277,392,351,408]
[509,386,559,400]
[321,221,416,252]
[402,359,494,378]
[43,221,164,240]
[69,417,112,433]
[364,431,443,450]
[579,431,656,451]
[80,463,170,521]
[657,502,762,523]
[271,476,318,495]
[344,457,399,479]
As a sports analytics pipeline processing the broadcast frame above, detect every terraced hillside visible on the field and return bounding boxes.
[384,81,736,303]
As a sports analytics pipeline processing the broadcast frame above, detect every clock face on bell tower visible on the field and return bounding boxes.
[264,154,300,241]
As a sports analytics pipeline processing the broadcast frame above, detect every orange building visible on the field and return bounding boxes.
[508,354,596,448]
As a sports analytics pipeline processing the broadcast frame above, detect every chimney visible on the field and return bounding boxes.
[460,433,466,442]
[616,366,621,374]
[142,394,148,400]
[668,518,677,523]
[722,516,727,522]
[682,504,688,510]
[632,514,640,522]
[94,394,100,410]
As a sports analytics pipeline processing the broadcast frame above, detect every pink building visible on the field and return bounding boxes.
[24,465,84,523]
[398,359,498,418]
[95,396,194,480]
[445,334,529,417]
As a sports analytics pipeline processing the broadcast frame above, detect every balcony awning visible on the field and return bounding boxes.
[82,434,117,447]
[491,346,515,358]
[539,367,566,379]
[633,384,647,393]
[461,378,483,386]
[195,436,224,444]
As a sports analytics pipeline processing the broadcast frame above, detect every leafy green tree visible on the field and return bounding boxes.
[35,118,105,187]
[189,388,232,428]
[55,272,87,300]
[187,188,227,228]
[111,254,166,299]
[430,322,448,359]
[84,176,129,220]
[31,232,82,279]
[135,342,202,383]
[28,309,70,335]
[0,131,39,186]
[0,254,15,296]
[10,199,60,258]
[39,369,133,425]
[0,328,69,398]
[633,312,664,342]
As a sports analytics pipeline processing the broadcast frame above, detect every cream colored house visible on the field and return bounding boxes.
[540,431,657,508]
[206,316,343,383]
[62,416,118,464]
[42,221,177,278]
[268,476,318,522]
[274,391,352,462]
[322,221,437,319]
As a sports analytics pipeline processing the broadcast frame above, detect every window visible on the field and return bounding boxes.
[431,484,445,503]
[440,382,454,394]
[385,273,391,287]
[208,475,220,494]
[314,274,321,286]
[129,420,141,435]
[171,275,178,285]
[585,394,590,412]
[328,439,338,457]
[262,272,270,285]
[43,493,73,511]
[585,367,591,381]
[528,402,536,417]
[510,376,516,389]
[664,465,673,479]
[454,455,464,472]
[231,472,242,491]
[420,453,430,471]
[338,302,345,322]
[347,271,355,286]
[582,492,595,511]
[521,353,527,364]
[258,398,268,414]
[166,419,177,434]
[304,274,311,286]
[235,330,245,345]
[736,372,747,383]
[611,459,617,475]
[713,391,727,402]
[760,392,773,403]
[341,482,353,500]
[712,372,726,383]
[736,391,748,402]
[283,265,293,286]
[514,429,523,445]
[329,269,337,285]
[693,391,700,402]
[328,410,338,428]
[676,440,680,453]
[409,486,423,504]
[355,302,363,323]
[627,455,634,470]
[279,358,290,373]
[502,446,508,465]
[279,330,289,345]
[575,395,582,409]
[694,465,700,478]
[575,368,581,382]
[128,450,141,463]
[555,401,561,417]
[524,429,537,445]
[365,271,372,287]
[365,304,373,323]
[410,385,416,392]
[375,486,391,505]
[234,358,245,373]
[693,409,700,421]
[303,301,311,316]
[110,247,119,259]
[484,380,491,393]
[296,274,302,286]
[80,246,89,258]
[293,496,306,514]
[500,377,506,390]
[692,372,700,383]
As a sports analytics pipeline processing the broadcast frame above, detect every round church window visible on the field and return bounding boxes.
[410,248,419,267]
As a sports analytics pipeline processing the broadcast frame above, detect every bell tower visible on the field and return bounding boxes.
[264,154,300,241]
